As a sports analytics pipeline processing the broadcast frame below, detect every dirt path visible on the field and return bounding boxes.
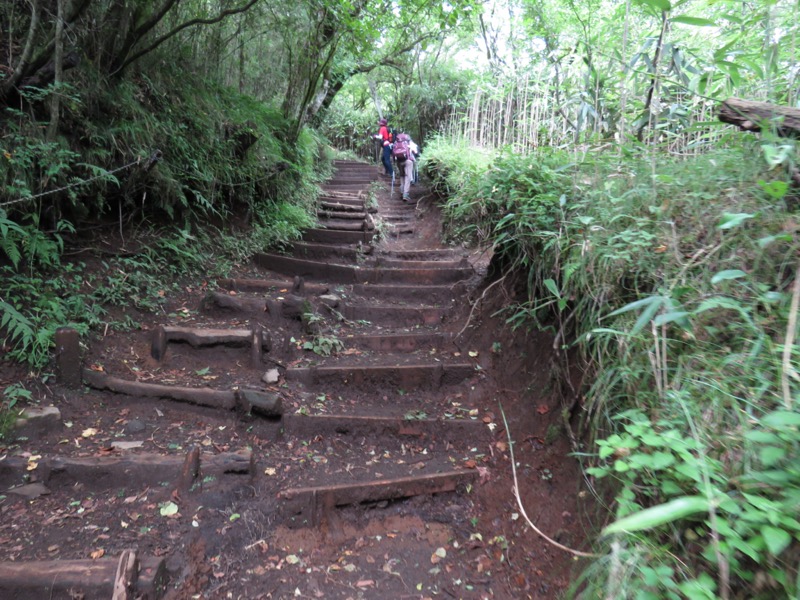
[0,162,591,599]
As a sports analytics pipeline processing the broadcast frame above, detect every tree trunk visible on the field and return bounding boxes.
[46,0,65,142]
[636,10,670,142]
[718,98,800,137]
[0,0,40,99]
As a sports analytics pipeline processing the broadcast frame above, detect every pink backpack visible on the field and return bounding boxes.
[392,133,411,162]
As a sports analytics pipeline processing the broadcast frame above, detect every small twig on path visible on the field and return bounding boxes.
[498,403,597,558]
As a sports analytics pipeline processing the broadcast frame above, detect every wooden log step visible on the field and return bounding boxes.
[282,414,485,443]
[0,552,167,600]
[285,363,474,389]
[338,304,448,326]
[381,249,464,260]
[278,470,477,526]
[389,225,415,236]
[330,165,375,172]
[345,332,453,351]
[322,183,371,191]
[218,278,329,295]
[384,214,413,223]
[319,188,367,202]
[317,198,364,209]
[319,201,368,213]
[317,219,368,232]
[323,170,379,180]
[317,210,367,220]
[289,242,362,261]
[1,449,254,491]
[368,257,467,270]
[253,254,472,285]
[351,283,459,304]
[152,325,271,350]
[302,228,374,244]
[82,371,283,416]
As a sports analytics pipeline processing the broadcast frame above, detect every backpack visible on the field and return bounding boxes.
[392,133,410,162]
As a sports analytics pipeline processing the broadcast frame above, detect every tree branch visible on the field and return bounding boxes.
[1,0,40,96]
[112,0,262,76]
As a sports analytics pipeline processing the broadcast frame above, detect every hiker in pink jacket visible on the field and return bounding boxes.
[392,132,416,201]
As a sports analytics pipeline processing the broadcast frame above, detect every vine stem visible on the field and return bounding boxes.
[782,258,800,410]
[498,403,597,558]
[455,275,506,339]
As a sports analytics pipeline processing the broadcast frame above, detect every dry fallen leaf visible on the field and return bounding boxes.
[476,466,491,485]
[536,405,550,415]
[90,549,105,559]
[82,428,98,438]
[431,547,447,564]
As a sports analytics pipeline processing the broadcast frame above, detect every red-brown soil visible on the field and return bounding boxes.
[0,161,595,599]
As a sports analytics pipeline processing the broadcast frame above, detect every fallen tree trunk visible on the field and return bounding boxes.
[719,98,800,137]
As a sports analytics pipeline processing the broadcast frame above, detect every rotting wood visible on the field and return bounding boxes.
[250,321,264,368]
[279,470,477,526]
[302,228,374,245]
[317,210,367,220]
[176,446,201,495]
[718,98,800,137]
[111,549,138,600]
[286,363,474,389]
[346,332,454,352]
[55,327,81,388]
[82,370,284,417]
[218,278,329,294]
[319,219,367,231]
[0,554,167,600]
[150,324,272,361]
[291,275,304,294]
[202,291,267,313]
[83,369,238,409]
[282,414,486,444]
[1,450,254,491]
[236,388,282,417]
[280,294,311,319]
[319,201,366,212]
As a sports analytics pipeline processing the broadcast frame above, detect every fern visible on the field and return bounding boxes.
[0,211,25,268]
[0,300,35,347]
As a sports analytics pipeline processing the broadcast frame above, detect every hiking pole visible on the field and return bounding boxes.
[391,170,395,198]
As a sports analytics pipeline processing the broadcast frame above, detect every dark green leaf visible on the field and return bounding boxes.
[670,16,716,26]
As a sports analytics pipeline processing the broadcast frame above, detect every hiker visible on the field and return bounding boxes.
[377,118,393,177]
[392,132,416,201]
[408,136,420,184]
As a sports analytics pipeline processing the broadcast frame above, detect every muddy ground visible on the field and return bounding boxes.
[0,163,596,599]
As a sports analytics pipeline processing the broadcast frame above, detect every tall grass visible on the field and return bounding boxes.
[423,135,800,599]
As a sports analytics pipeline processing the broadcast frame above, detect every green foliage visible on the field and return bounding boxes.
[302,334,345,357]
[426,135,800,598]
